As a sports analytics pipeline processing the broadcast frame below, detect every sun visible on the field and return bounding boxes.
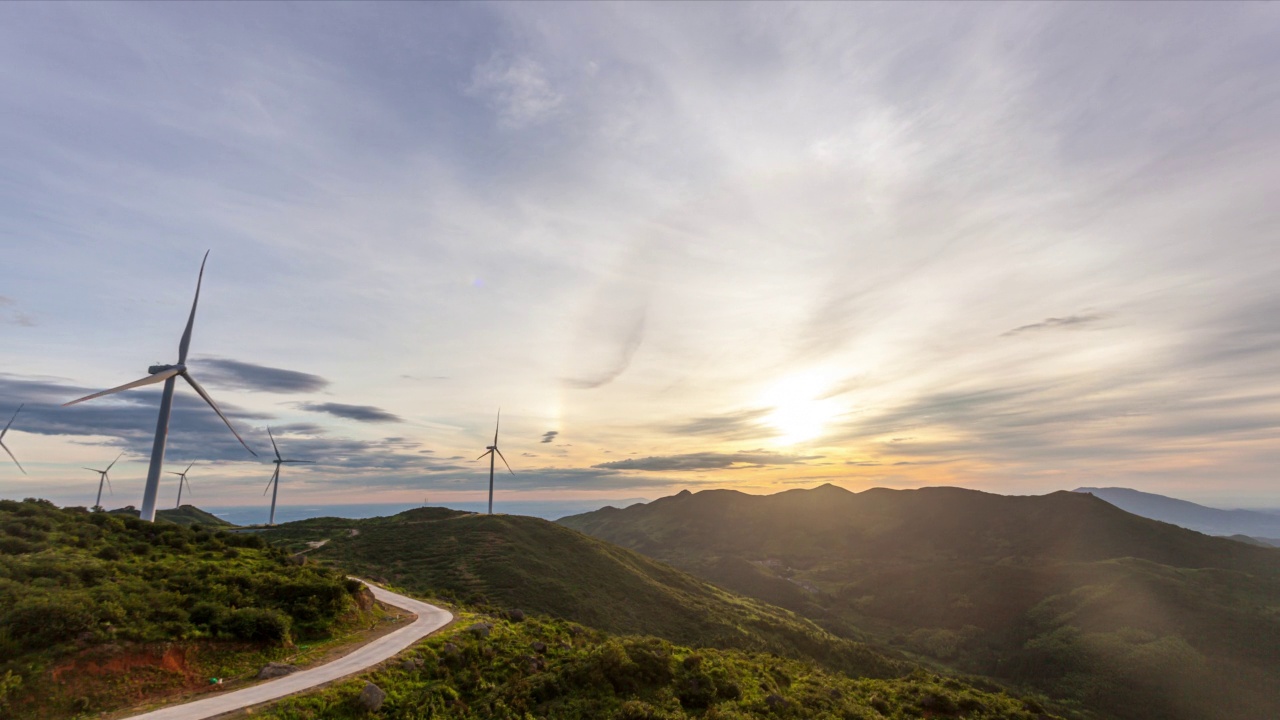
[760,371,844,445]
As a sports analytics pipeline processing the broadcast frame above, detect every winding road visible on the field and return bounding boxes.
[124,582,453,720]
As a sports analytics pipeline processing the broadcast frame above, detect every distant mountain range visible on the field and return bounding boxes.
[1074,486,1280,543]
[561,484,1280,720]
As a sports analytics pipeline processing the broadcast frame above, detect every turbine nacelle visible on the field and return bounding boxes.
[148,363,184,375]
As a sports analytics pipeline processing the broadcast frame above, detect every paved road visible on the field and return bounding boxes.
[124,582,453,720]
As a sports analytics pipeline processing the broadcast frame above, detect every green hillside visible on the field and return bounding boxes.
[560,485,1280,720]
[107,503,235,527]
[265,613,1061,720]
[262,507,906,680]
[0,498,372,719]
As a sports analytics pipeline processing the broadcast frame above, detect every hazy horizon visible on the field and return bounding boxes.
[3,2,1280,510]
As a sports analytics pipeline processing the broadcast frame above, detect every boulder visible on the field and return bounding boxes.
[257,662,299,679]
[507,608,526,622]
[467,622,492,638]
[358,682,386,712]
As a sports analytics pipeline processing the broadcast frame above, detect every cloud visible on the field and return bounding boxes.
[665,408,773,441]
[467,54,564,128]
[197,357,329,393]
[594,451,821,472]
[540,430,558,444]
[1002,314,1108,336]
[0,296,36,327]
[298,402,401,423]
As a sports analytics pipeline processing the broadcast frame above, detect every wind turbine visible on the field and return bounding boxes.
[63,251,256,522]
[475,410,513,514]
[168,461,196,508]
[1,404,25,474]
[86,453,123,509]
[263,428,313,526]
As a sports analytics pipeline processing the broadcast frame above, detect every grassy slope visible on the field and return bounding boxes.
[0,499,370,719]
[265,613,1062,720]
[560,485,1280,720]
[262,508,906,681]
[107,504,234,527]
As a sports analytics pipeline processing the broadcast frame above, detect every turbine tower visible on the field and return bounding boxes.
[263,427,312,526]
[63,252,256,522]
[85,453,123,509]
[168,461,196,508]
[475,409,513,514]
[1,404,25,474]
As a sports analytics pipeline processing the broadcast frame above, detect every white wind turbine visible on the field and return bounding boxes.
[169,461,196,508]
[475,410,513,514]
[63,252,256,522]
[263,428,313,526]
[1,404,25,474]
[85,453,123,509]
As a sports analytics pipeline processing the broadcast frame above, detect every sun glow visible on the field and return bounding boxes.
[760,371,845,445]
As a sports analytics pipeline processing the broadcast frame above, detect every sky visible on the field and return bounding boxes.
[2,2,1279,511]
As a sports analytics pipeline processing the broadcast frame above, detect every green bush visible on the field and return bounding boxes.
[221,607,292,643]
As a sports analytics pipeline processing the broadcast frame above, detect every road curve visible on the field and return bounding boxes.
[124,581,453,720]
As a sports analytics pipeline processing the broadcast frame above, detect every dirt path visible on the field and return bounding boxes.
[120,581,452,720]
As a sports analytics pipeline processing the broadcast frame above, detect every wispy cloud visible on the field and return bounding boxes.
[298,402,401,424]
[198,357,329,393]
[594,451,820,472]
[467,54,564,128]
[1002,314,1107,337]
[540,430,558,444]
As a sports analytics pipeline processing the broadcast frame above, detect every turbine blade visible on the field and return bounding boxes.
[495,447,514,475]
[183,478,193,499]
[264,466,279,494]
[104,473,113,495]
[166,472,182,476]
[268,427,282,461]
[494,409,501,445]
[182,373,257,456]
[63,369,181,407]
[83,467,101,473]
[476,449,493,461]
[177,250,209,364]
[0,441,25,474]
[281,459,314,464]
[185,460,196,473]
[1,403,22,439]
[105,452,123,472]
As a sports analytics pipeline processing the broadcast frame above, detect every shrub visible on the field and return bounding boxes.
[221,607,292,643]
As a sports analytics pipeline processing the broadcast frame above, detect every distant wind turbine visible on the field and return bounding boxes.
[86,453,123,509]
[63,251,256,522]
[475,410,513,514]
[1,404,25,474]
[169,461,196,508]
[263,428,313,526]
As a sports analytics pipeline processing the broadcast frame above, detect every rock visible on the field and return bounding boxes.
[441,642,459,656]
[467,622,492,638]
[765,693,788,709]
[531,641,547,654]
[507,608,526,622]
[400,659,417,671]
[358,682,386,712]
[288,553,307,565]
[257,662,299,679]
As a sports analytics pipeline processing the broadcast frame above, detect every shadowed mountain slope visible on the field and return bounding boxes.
[261,507,907,681]
[560,485,1280,720]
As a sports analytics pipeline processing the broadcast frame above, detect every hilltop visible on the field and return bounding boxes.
[561,485,1280,720]
[1074,486,1280,540]
[0,499,374,720]
[106,503,235,527]
[262,507,906,681]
